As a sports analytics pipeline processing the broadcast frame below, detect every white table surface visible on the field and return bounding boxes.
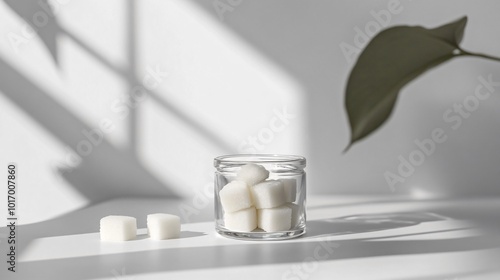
[3,195,500,280]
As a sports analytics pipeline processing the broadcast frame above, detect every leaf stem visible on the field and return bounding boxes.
[458,48,500,62]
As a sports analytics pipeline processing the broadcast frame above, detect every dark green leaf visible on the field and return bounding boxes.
[345,17,467,150]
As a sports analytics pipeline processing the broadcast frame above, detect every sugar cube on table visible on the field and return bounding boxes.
[147,213,181,240]
[280,179,297,203]
[224,207,257,232]
[219,181,252,213]
[236,163,269,186]
[257,205,292,232]
[100,215,137,241]
[250,180,285,209]
[285,202,301,227]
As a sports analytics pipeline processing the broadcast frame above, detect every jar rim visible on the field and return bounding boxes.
[214,154,306,166]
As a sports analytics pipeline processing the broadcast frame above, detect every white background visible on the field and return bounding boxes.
[1,0,500,224]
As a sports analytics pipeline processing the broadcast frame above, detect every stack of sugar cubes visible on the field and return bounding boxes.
[219,163,301,232]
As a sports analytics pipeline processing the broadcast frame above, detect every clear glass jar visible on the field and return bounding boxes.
[214,154,306,240]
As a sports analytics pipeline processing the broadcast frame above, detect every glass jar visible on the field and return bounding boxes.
[214,154,306,240]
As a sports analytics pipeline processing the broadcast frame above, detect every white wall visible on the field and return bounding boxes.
[1,0,500,223]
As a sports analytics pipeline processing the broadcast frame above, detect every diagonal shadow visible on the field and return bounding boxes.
[3,0,59,64]
[188,0,500,197]
[59,26,235,152]
[4,0,234,169]
[1,0,234,207]
[0,57,179,202]
[185,0,359,188]
[56,1,234,153]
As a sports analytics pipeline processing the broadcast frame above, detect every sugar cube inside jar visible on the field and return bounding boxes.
[214,155,306,240]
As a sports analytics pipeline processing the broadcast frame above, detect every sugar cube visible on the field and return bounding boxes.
[236,163,269,186]
[219,181,253,213]
[285,202,301,227]
[100,215,137,241]
[280,179,297,202]
[224,207,257,232]
[257,205,292,232]
[147,213,181,240]
[250,180,285,209]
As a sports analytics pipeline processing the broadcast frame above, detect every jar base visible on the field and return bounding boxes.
[216,226,306,241]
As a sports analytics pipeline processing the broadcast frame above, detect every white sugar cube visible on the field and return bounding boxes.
[100,215,137,241]
[219,181,252,213]
[236,164,269,186]
[250,180,285,209]
[257,205,292,232]
[224,207,257,232]
[147,213,181,240]
[285,202,301,227]
[280,179,297,202]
